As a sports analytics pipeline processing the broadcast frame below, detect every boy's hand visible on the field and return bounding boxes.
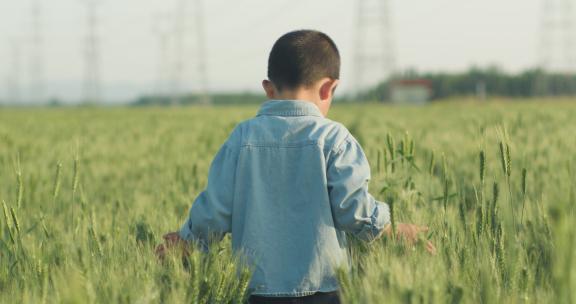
[384,223,436,255]
[155,232,190,260]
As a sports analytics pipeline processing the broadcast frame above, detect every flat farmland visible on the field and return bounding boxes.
[0,100,575,303]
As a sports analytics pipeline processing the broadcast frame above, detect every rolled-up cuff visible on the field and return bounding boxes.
[179,219,209,252]
[356,202,390,242]
[179,218,193,240]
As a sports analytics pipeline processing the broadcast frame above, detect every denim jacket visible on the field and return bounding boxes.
[180,100,390,296]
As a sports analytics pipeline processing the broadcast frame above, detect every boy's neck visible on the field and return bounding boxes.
[262,79,333,116]
[273,88,319,105]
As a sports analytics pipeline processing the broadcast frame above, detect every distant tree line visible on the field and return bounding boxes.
[132,67,576,105]
[354,67,576,102]
[133,92,265,106]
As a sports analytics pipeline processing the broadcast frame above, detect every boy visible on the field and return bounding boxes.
[157,30,434,303]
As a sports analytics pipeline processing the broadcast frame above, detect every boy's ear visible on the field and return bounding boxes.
[319,78,339,101]
[262,79,276,99]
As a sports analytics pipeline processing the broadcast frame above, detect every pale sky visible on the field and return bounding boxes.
[1,0,543,103]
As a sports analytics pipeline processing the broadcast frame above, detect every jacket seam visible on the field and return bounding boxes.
[240,141,324,149]
[331,133,352,155]
[257,112,322,117]
[250,287,339,297]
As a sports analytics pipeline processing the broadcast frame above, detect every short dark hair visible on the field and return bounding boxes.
[267,30,340,91]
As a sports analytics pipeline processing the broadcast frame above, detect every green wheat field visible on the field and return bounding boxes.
[0,99,575,303]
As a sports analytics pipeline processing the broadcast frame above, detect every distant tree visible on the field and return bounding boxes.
[353,67,576,101]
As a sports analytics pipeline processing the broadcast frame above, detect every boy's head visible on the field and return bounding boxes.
[262,30,340,116]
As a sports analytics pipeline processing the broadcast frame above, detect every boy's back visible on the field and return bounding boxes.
[180,99,389,296]
[154,31,438,302]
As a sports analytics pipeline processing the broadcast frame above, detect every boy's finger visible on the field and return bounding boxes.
[426,241,437,255]
[155,244,165,256]
[163,232,179,242]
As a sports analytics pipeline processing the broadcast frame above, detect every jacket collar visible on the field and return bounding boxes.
[257,100,324,117]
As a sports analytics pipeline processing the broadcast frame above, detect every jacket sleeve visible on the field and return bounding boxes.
[327,133,390,242]
[179,129,240,248]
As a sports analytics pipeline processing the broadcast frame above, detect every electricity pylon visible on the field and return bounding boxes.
[539,0,576,73]
[170,0,210,105]
[30,0,45,104]
[353,0,396,96]
[82,0,102,104]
